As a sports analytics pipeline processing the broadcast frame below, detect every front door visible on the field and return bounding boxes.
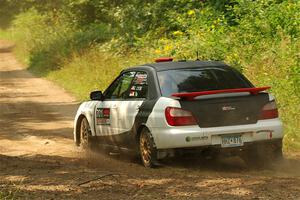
[95,71,149,147]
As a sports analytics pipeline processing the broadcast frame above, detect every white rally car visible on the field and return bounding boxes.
[74,58,283,168]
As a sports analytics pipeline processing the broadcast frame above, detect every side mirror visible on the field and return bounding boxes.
[90,91,104,101]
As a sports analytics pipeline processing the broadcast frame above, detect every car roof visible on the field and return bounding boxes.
[123,60,230,72]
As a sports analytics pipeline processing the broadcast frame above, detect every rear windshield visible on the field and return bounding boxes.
[157,67,252,97]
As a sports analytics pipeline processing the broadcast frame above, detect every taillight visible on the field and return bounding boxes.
[259,101,279,120]
[165,107,197,126]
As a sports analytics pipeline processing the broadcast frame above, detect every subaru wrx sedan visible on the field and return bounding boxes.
[74,58,283,168]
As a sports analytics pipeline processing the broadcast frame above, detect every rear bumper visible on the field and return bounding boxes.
[151,118,283,149]
[172,138,282,155]
[204,138,282,151]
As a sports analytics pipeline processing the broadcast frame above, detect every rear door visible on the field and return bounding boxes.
[117,71,148,130]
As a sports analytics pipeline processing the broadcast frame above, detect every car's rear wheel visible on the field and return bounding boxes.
[79,117,95,150]
[139,129,158,168]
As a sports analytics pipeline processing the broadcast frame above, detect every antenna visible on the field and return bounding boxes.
[196,51,200,61]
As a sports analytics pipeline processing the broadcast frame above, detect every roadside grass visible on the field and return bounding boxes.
[3,9,110,76]
[47,48,153,100]
[241,37,300,153]
[0,29,10,39]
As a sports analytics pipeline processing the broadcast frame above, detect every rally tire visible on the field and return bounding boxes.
[79,117,96,150]
[139,129,158,168]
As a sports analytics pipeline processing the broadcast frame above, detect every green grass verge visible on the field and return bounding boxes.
[0,29,9,39]
[46,49,153,100]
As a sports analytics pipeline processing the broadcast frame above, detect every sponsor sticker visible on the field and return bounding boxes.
[129,91,135,97]
[134,74,147,85]
[135,86,143,91]
[185,136,208,142]
[131,86,136,90]
[96,108,110,125]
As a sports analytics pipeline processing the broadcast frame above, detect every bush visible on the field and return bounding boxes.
[8,9,110,75]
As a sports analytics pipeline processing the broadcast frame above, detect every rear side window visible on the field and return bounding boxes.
[157,67,251,97]
[128,71,148,99]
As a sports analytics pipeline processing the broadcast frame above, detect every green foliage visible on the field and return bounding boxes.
[47,50,152,99]
[1,0,299,152]
[28,23,110,75]
[0,0,15,28]
[8,9,110,75]
[0,29,10,40]
[145,0,300,151]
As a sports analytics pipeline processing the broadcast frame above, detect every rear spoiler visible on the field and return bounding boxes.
[171,87,271,100]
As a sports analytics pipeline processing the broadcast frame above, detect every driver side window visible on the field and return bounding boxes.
[105,71,136,99]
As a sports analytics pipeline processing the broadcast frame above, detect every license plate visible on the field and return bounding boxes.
[221,135,243,148]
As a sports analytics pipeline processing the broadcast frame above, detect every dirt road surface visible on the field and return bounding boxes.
[0,41,300,200]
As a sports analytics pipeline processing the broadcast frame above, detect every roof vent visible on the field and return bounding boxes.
[155,57,173,63]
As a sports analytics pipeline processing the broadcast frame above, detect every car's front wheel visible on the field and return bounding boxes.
[139,129,158,168]
[79,117,95,150]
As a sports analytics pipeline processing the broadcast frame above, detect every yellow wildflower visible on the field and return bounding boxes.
[154,49,161,54]
[173,31,183,36]
[164,45,172,52]
[187,10,195,16]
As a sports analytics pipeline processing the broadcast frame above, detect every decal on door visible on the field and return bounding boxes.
[96,108,110,125]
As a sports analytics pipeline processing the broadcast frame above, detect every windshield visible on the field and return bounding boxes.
[157,67,252,97]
